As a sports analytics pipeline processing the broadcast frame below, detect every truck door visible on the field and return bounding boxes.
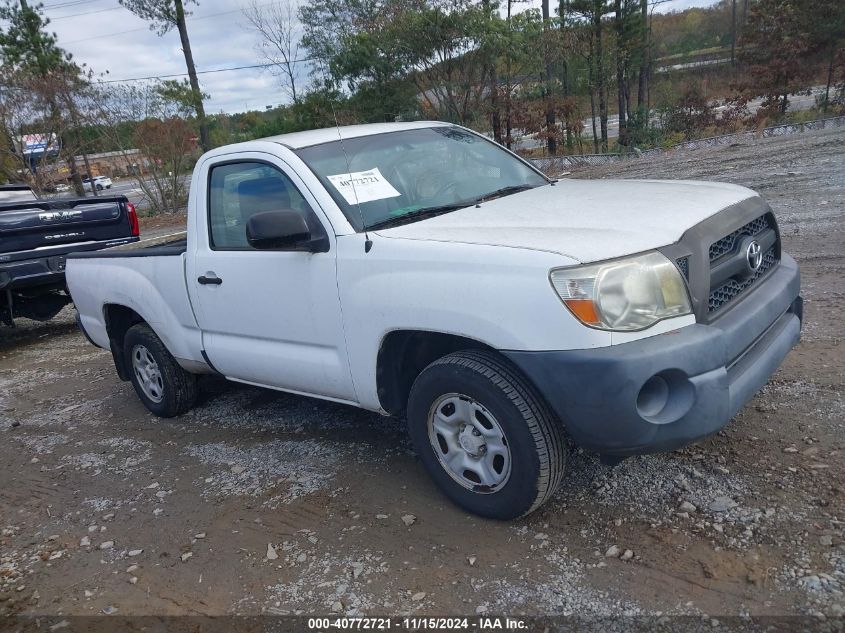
[186,153,357,403]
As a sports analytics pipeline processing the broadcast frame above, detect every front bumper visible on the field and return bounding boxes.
[504,254,802,456]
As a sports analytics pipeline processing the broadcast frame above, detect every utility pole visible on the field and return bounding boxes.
[173,0,209,152]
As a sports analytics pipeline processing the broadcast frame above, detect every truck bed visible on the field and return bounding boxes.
[67,235,187,259]
[66,233,204,370]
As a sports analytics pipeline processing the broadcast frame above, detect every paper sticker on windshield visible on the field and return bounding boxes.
[327,168,401,205]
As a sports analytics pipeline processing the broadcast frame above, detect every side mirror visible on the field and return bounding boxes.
[246,209,313,250]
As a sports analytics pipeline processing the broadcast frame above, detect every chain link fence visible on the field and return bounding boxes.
[529,115,845,174]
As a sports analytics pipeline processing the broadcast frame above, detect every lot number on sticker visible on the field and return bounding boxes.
[327,168,401,205]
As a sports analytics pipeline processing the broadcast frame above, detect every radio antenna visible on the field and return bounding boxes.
[325,79,372,253]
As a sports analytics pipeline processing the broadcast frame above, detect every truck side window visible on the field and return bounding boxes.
[208,161,311,250]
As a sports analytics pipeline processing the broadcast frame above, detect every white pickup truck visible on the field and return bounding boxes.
[67,122,802,519]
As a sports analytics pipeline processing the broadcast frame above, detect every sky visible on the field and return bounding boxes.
[33,0,720,115]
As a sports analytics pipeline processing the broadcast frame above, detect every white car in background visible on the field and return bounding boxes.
[83,176,112,191]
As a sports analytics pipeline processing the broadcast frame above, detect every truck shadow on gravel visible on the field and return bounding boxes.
[184,371,744,525]
[0,316,78,355]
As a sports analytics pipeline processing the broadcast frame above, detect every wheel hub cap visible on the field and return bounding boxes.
[427,393,511,493]
[131,344,164,404]
[458,425,486,457]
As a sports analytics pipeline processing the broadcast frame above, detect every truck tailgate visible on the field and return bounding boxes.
[0,196,134,257]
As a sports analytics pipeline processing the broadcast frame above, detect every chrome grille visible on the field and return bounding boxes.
[709,214,772,262]
[708,248,777,312]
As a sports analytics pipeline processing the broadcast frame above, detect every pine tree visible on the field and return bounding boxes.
[0,0,88,193]
[119,0,210,152]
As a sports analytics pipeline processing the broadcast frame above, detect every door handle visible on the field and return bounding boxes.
[197,274,222,285]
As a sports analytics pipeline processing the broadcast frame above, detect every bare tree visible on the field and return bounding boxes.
[243,0,303,104]
[542,0,556,155]
[0,67,91,193]
[594,0,608,152]
[88,82,196,214]
[636,0,647,111]
[730,0,737,66]
[614,0,626,146]
[119,0,210,152]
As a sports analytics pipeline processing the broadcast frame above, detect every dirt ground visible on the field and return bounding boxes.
[1,128,843,625]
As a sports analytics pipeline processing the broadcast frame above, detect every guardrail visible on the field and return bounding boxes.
[529,115,845,173]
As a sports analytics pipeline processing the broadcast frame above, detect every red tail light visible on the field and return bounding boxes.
[127,202,140,237]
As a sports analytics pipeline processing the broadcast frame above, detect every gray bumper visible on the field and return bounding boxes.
[503,254,802,456]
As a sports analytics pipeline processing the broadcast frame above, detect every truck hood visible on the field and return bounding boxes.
[374,179,757,263]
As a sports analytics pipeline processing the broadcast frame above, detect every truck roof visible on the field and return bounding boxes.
[263,121,451,149]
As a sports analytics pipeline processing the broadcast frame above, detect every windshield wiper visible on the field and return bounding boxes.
[475,184,536,204]
[366,203,471,231]
[366,184,538,231]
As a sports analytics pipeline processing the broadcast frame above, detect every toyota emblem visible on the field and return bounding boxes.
[746,240,763,272]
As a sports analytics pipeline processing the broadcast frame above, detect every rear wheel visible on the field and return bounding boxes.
[123,323,197,417]
[407,350,566,519]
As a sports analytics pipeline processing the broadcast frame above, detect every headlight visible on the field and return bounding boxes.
[550,251,691,331]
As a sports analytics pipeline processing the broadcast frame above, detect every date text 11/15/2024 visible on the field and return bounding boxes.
[307,616,528,630]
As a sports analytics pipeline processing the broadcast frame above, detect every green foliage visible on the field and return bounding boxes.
[118,0,195,35]
[650,0,734,60]
[155,79,209,115]
[299,0,541,125]
[657,82,715,138]
[625,107,661,148]
[0,0,73,74]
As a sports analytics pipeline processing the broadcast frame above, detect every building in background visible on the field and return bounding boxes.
[38,149,152,185]
[73,149,152,178]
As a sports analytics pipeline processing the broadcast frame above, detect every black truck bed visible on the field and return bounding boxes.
[1,194,139,325]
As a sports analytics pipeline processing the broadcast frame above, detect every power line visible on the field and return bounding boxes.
[63,26,147,45]
[61,2,278,45]
[95,59,314,84]
[49,6,122,20]
[42,0,105,9]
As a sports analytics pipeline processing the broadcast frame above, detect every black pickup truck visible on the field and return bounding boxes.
[0,184,139,326]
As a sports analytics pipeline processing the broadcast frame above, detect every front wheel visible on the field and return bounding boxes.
[123,323,197,417]
[407,350,566,519]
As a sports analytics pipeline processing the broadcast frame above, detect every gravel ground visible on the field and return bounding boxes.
[1,128,843,624]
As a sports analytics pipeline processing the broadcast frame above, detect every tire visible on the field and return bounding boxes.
[407,350,566,519]
[96,184,103,191]
[123,323,197,417]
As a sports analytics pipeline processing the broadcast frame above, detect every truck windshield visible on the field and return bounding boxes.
[295,126,548,231]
